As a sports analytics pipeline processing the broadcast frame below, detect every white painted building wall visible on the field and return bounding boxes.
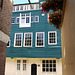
[5,58,62,75]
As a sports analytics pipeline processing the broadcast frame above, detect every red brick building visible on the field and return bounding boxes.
[0,0,13,75]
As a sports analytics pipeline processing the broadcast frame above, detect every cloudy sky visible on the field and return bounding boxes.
[14,0,39,4]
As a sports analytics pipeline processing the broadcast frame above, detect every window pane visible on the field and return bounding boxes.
[17,64,20,70]
[17,60,21,63]
[36,32,44,47]
[16,6,19,11]
[24,5,26,10]
[50,64,52,67]
[20,6,23,10]
[26,17,29,23]
[42,68,45,72]
[13,6,15,11]
[42,60,45,63]
[35,16,39,22]
[53,60,56,63]
[46,68,49,72]
[26,13,30,16]
[50,68,52,72]
[53,68,56,72]
[23,64,26,70]
[46,60,48,63]
[31,17,33,23]
[36,4,39,9]
[53,64,56,67]
[42,60,56,72]
[16,18,19,23]
[21,18,25,23]
[30,4,34,9]
[49,32,56,44]
[23,60,26,63]
[11,18,15,23]
[42,64,45,67]
[27,5,30,10]
[15,34,22,46]
[50,60,52,63]
[24,33,32,47]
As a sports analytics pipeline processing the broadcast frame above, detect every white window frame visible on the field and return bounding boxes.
[35,16,39,22]
[11,17,15,24]
[13,6,15,11]
[48,31,57,45]
[35,4,39,9]
[16,17,20,24]
[19,5,24,11]
[42,60,56,72]
[7,40,10,47]
[35,32,45,47]
[23,60,27,71]
[14,33,23,47]
[19,12,31,28]
[24,5,26,11]
[15,6,19,11]
[24,32,33,47]
[17,60,21,70]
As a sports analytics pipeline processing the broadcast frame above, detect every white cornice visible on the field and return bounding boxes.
[0,30,10,43]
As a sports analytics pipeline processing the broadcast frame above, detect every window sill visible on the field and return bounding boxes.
[42,72,57,73]
[48,43,57,45]
[35,21,39,23]
[23,46,32,47]
[35,46,45,47]
[11,23,15,24]
[7,46,10,47]
[14,46,22,47]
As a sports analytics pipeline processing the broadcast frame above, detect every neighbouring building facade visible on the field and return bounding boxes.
[5,0,62,75]
[0,0,13,75]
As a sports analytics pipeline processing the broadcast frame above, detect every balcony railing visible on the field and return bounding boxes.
[13,4,39,12]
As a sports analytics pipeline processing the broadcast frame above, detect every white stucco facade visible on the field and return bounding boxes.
[5,58,62,75]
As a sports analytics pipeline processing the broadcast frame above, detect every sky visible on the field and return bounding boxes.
[14,0,39,4]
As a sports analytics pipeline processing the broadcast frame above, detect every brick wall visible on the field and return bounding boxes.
[0,41,7,75]
[0,0,13,75]
[0,0,13,36]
